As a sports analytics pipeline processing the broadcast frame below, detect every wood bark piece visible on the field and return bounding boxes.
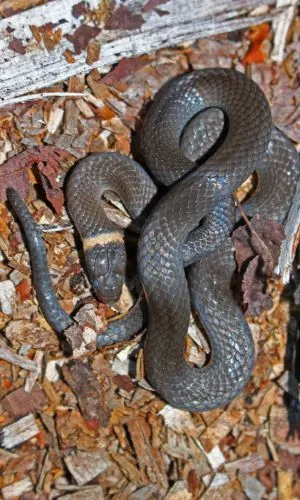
[269,405,300,452]
[240,476,265,500]
[64,450,111,486]
[1,478,34,500]
[24,349,44,392]
[164,480,192,500]
[58,486,105,500]
[62,359,110,427]
[271,0,298,62]
[126,416,168,490]
[224,453,266,473]
[2,384,48,418]
[277,470,293,500]
[277,177,300,283]
[158,405,196,433]
[0,342,38,371]
[0,0,294,102]
[0,413,40,449]
[0,280,16,315]
[110,452,146,486]
[199,402,246,452]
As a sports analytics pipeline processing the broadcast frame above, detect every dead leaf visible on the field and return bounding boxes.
[142,0,169,12]
[65,25,101,55]
[242,255,273,316]
[72,1,90,18]
[105,6,144,30]
[232,215,284,315]
[242,23,271,64]
[8,37,26,55]
[101,56,149,85]
[0,147,73,213]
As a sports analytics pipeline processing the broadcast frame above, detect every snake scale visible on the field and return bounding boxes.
[7,69,300,411]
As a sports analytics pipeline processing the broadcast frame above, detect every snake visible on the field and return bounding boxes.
[7,68,300,411]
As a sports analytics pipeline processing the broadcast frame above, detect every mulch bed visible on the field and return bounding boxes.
[0,16,299,500]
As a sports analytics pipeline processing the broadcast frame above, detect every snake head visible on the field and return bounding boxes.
[84,239,126,304]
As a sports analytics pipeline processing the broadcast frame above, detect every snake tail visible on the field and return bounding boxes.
[7,188,73,334]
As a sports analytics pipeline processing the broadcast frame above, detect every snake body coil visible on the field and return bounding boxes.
[7,69,300,411]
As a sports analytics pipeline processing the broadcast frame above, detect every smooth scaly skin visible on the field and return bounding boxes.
[242,127,300,223]
[6,188,73,334]
[7,69,300,411]
[138,69,273,410]
[66,153,157,303]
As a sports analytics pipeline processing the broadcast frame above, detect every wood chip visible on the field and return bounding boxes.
[0,414,40,449]
[24,349,44,392]
[208,473,230,489]
[126,416,168,489]
[164,481,192,499]
[45,357,68,382]
[200,402,245,452]
[64,450,111,486]
[225,454,266,474]
[62,359,110,427]
[75,98,95,117]
[130,484,160,499]
[58,485,105,499]
[110,452,145,486]
[240,476,265,500]
[1,477,34,500]
[255,383,279,422]
[47,106,64,134]
[64,100,80,135]
[2,384,48,418]
[63,323,98,357]
[271,0,298,63]
[270,405,300,453]
[205,445,226,470]
[0,343,38,372]
[0,280,16,315]
[159,405,196,433]
[278,469,293,500]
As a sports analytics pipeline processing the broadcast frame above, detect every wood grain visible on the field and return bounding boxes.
[0,0,293,102]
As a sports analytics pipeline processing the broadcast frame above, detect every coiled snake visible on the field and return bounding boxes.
[7,69,300,411]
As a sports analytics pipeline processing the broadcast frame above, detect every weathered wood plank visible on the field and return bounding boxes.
[0,0,293,102]
[277,177,300,283]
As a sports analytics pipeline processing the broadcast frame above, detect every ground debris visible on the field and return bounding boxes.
[0,281,16,315]
[232,215,285,315]
[58,485,105,500]
[126,415,168,491]
[1,477,34,499]
[62,359,110,427]
[278,469,293,500]
[159,405,196,433]
[2,384,48,418]
[0,341,38,371]
[224,453,266,473]
[0,12,299,499]
[164,480,192,499]
[0,414,40,449]
[199,400,246,453]
[64,449,111,486]
[240,475,265,500]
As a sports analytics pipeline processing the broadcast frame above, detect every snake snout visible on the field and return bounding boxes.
[84,242,126,304]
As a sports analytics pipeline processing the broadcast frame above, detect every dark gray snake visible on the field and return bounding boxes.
[7,69,300,411]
